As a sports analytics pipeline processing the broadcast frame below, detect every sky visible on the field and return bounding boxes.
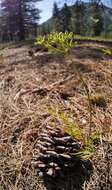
[37,0,74,24]
[37,0,56,24]
[37,0,111,24]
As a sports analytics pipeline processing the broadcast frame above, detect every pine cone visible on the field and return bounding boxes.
[32,125,83,177]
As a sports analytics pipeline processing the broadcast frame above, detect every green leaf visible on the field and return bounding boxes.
[102,48,112,56]
[35,32,76,55]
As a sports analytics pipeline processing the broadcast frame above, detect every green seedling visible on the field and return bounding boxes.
[49,109,82,140]
[71,132,100,159]
[102,48,112,56]
[35,32,92,136]
[49,108,99,159]
[35,32,76,54]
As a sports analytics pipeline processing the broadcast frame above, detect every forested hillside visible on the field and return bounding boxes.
[0,0,112,42]
[38,1,112,38]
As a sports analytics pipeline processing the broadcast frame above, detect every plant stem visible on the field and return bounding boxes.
[67,53,92,136]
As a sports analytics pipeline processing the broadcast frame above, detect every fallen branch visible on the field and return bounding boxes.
[14,74,75,101]
[32,74,74,92]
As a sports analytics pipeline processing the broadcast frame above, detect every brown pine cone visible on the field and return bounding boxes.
[32,125,83,177]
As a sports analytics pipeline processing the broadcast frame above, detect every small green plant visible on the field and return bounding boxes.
[49,108,82,140]
[35,32,92,135]
[49,108,99,159]
[90,93,106,108]
[71,132,100,159]
[102,48,112,56]
[35,32,76,54]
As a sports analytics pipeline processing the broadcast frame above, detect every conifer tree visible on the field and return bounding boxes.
[52,2,61,32]
[90,0,104,36]
[0,0,42,41]
[0,0,18,41]
[60,3,72,32]
[72,0,86,35]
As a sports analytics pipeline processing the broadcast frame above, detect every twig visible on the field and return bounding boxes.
[14,74,75,101]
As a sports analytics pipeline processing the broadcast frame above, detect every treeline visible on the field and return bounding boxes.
[0,0,112,43]
[0,0,42,42]
[38,0,112,38]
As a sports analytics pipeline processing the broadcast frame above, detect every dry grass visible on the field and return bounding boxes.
[0,42,112,190]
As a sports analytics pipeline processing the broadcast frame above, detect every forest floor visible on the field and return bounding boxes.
[0,41,112,190]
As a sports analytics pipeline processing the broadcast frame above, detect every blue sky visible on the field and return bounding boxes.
[37,0,55,24]
[37,0,112,24]
[37,0,74,23]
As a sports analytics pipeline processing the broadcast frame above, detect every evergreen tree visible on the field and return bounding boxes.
[72,0,86,35]
[60,3,72,32]
[52,2,61,32]
[90,0,104,36]
[23,0,41,38]
[0,0,42,41]
[0,0,18,41]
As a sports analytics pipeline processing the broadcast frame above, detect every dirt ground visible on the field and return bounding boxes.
[0,42,112,190]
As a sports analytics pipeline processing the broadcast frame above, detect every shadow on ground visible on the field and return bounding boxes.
[42,159,93,190]
[5,53,65,68]
[72,46,112,60]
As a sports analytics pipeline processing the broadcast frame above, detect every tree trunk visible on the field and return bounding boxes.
[18,0,25,41]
